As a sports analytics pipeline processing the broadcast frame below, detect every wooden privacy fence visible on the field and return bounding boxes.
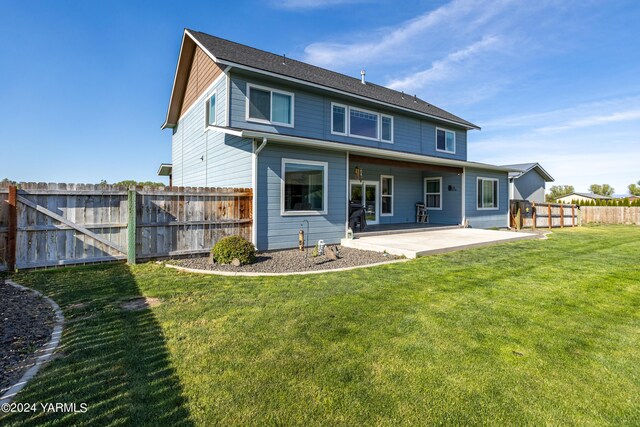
[581,206,640,225]
[0,183,252,271]
[510,200,578,230]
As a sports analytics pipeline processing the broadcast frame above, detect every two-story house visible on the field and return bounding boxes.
[160,29,512,250]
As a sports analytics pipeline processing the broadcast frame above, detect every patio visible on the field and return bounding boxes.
[341,228,539,258]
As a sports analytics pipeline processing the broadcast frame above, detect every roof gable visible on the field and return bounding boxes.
[502,162,554,182]
[163,29,479,130]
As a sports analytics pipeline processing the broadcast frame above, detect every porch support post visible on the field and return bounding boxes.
[461,167,466,227]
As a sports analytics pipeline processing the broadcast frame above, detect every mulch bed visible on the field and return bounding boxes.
[171,246,400,274]
[0,279,56,394]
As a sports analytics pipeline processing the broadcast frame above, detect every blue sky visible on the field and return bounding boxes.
[1,0,639,194]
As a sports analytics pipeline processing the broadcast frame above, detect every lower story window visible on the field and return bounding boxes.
[477,178,499,209]
[381,175,393,215]
[424,177,442,209]
[282,159,328,214]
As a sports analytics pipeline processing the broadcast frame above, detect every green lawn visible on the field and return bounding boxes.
[2,226,640,426]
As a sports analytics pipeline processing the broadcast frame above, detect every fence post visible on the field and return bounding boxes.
[548,204,552,230]
[560,204,564,228]
[532,202,536,230]
[572,205,575,227]
[127,189,136,265]
[7,185,17,272]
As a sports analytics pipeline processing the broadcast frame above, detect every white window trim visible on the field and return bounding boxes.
[380,175,394,216]
[204,90,217,130]
[435,127,456,154]
[330,102,394,143]
[381,114,394,143]
[348,106,381,141]
[246,83,295,128]
[424,177,443,210]
[330,102,348,136]
[477,177,500,210]
[281,158,328,216]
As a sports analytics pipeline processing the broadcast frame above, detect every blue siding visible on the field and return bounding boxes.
[345,162,462,225]
[257,143,347,250]
[348,163,423,224]
[465,168,509,228]
[172,74,252,187]
[512,169,546,203]
[228,71,468,161]
[423,171,463,225]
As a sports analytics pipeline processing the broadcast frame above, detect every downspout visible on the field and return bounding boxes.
[461,167,466,227]
[345,151,350,237]
[252,137,268,247]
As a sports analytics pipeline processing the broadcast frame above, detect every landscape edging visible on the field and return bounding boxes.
[0,280,65,405]
[164,258,410,276]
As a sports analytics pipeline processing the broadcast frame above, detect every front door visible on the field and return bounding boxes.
[350,180,379,225]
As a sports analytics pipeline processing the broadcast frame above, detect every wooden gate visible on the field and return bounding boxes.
[0,183,252,271]
[510,200,578,230]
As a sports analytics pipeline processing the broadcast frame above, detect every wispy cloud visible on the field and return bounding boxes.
[302,0,511,68]
[271,0,370,10]
[480,95,640,132]
[536,109,640,133]
[386,36,502,92]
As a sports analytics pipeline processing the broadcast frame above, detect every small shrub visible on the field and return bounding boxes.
[211,236,256,265]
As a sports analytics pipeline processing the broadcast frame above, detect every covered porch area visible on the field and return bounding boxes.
[346,154,464,233]
[353,222,459,237]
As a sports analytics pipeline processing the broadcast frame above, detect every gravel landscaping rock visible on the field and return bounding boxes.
[0,279,56,393]
[171,246,400,274]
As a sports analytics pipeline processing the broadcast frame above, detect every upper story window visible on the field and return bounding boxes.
[381,115,393,142]
[350,108,379,140]
[331,102,393,143]
[332,103,347,135]
[477,177,499,210]
[205,92,216,127]
[436,128,456,153]
[247,84,294,127]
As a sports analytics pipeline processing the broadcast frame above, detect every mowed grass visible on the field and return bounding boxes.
[2,225,640,426]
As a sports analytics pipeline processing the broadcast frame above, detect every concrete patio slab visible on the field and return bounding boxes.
[341,228,539,259]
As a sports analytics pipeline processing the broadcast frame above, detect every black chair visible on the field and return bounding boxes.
[349,201,367,232]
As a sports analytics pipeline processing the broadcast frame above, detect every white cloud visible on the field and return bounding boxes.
[302,0,511,68]
[386,36,502,93]
[536,109,640,133]
[479,96,640,132]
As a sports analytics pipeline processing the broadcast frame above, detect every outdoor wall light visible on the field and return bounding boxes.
[448,185,457,191]
[354,166,363,182]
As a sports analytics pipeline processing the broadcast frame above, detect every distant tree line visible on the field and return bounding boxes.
[547,180,640,202]
[570,198,640,207]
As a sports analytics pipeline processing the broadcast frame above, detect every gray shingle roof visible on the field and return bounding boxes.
[502,162,554,182]
[563,192,612,200]
[187,29,479,130]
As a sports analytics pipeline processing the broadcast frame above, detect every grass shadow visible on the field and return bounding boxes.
[1,263,193,427]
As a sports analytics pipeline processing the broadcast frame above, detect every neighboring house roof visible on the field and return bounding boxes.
[502,163,554,182]
[559,192,613,200]
[157,163,172,176]
[163,29,479,130]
